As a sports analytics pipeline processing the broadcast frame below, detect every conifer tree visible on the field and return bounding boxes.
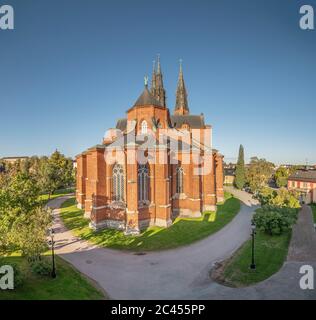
[234,145,246,189]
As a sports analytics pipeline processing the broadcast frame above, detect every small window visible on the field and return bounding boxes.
[176,166,184,194]
[291,181,295,188]
[112,163,125,201]
[138,164,149,202]
[141,120,148,134]
[303,182,308,188]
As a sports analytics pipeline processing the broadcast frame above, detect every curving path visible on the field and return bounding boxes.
[49,187,257,299]
[49,188,316,300]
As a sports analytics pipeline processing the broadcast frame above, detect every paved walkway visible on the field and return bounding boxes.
[198,204,316,300]
[49,190,316,300]
[49,188,258,299]
[288,205,316,262]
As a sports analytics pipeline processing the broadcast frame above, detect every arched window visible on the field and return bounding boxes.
[112,163,125,201]
[176,166,184,194]
[141,120,148,134]
[138,164,149,202]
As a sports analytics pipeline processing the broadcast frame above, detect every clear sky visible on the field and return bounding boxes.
[1,0,315,164]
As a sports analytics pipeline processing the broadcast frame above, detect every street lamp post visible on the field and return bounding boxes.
[49,228,56,278]
[250,222,256,270]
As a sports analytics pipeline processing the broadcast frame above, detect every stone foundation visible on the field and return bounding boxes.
[155,218,172,227]
[77,203,84,209]
[90,219,125,231]
[176,208,202,218]
[217,197,225,203]
[139,219,155,230]
[84,211,91,219]
[124,226,140,236]
[203,204,217,212]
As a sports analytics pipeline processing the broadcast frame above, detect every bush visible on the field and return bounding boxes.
[11,262,24,288]
[252,206,298,235]
[255,187,300,208]
[30,259,52,276]
[0,260,24,288]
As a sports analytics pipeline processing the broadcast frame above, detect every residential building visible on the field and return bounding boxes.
[288,169,316,204]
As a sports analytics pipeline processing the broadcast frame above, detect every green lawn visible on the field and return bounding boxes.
[311,204,316,223]
[39,188,75,204]
[222,230,291,287]
[0,254,105,300]
[60,193,240,251]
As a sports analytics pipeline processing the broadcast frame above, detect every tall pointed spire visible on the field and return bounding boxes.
[175,59,189,115]
[157,54,161,74]
[153,54,166,106]
[150,60,156,96]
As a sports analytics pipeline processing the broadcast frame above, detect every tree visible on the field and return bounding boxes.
[252,206,298,236]
[38,150,74,198]
[234,145,246,190]
[274,167,289,188]
[0,172,51,258]
[255,186,300,208]
[271,188,300,208]
[246,157,275,192]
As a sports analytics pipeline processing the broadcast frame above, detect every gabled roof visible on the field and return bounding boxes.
[288,170,316,183]
[170,114,205,129]
[116,119,127,131]
[133,86,163,107]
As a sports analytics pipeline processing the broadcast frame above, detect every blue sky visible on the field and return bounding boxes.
[1,0,315,164]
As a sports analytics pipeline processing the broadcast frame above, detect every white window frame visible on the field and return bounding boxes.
[141,120,148,134]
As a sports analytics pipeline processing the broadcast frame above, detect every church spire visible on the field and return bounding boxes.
[157,54,161,74]
[153,54,166,106]
[150,60,156,96]
[174,59,189,115]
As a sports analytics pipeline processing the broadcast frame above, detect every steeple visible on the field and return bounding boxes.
[150,60,156,96]
[153,54,166,106]
[174,59,189,115]
[133,82,162,107]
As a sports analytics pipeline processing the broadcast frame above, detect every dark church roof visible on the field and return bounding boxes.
[170,114,205,129]
[116,114,206,132]
[133,86,163,107]
[288,170,316,183]
[116,119,127,131]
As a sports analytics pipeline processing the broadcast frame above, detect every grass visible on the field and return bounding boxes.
[222,230,291,287]
[59,192,240,251]
[311,204,316,223]
[0,253,105,300]
[39,188,75,204]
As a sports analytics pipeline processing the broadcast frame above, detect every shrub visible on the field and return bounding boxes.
[11,262,24,288]
[30,259,52,276]
[252,206,298,235]
[0,260,24,288]
[255,187,300,208]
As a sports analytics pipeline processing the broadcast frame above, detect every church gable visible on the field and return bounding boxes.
[76,57,224,234]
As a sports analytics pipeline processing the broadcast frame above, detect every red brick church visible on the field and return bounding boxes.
[76,58,224,234]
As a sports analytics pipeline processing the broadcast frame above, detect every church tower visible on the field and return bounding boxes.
[174,60,189,115]
[151,55,166,107]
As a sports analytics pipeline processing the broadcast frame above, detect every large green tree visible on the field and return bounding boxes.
[255,186,300,208]
[0,172,51,258]
[38,150,74,198]
[246,157,275,192]
[274,167,289,188]
[234,145,246,189]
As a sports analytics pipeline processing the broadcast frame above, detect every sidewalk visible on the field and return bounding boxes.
[287,205,316,262]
